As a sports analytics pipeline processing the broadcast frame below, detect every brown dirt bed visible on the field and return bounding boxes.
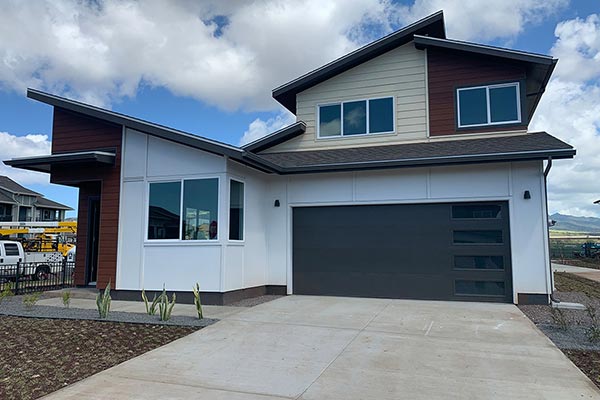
[519,272,600,390]
[0,315,199,400]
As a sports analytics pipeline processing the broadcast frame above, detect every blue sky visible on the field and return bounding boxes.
[0,0,599,217]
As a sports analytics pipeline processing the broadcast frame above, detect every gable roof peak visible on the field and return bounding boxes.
[272,11,446,114]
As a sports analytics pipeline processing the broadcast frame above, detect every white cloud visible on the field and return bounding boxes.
[0,0,568,111]
[0,132,51,185]
[392,0,568,41]
[239,111,296,146]
[531,14,600,218]
[0,0,388,110]
[551,14,600,82]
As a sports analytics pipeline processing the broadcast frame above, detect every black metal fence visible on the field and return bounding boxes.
[0,260,75,295]
[550,238,600,260]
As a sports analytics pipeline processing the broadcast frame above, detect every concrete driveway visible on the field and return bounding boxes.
[43,296,600,399]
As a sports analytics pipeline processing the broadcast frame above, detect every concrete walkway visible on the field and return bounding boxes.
[553,262,600,283]
[42,296,600,399]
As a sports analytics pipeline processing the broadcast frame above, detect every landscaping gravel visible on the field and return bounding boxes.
[537,324,600,351]
[0,296,217,327]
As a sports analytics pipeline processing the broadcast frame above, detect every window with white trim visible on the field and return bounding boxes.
[318,97,394,138]
[229,180,244,241]
[456,83,521,128]
[147,178,219,241]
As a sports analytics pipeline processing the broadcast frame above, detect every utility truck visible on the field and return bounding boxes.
[0,221,76,280]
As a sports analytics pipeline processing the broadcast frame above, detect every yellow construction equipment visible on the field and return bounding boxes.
[0,221,77,257]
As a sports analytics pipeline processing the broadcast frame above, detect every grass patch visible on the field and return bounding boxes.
[0,315,199,400]
[554,272,600,299]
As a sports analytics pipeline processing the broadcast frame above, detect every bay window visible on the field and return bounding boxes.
[147,178,219,241]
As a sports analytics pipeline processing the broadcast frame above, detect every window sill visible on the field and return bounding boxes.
[316,131,396,141]
[143,241,222,247]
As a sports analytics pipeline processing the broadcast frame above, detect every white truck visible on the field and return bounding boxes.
[0,240,66,281]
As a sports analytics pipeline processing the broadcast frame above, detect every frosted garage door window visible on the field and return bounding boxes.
[183,178,219,240]
[148,181,181,240]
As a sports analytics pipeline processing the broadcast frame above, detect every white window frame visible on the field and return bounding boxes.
[316,96,395,139]
[228,178,246,242]
[456,82,521,128]
[145,176,220,242]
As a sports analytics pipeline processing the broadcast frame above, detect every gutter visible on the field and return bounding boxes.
[543,157,559,303]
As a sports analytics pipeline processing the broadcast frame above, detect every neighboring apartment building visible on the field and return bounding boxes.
[5,12,575,305]
[0,176,71,223]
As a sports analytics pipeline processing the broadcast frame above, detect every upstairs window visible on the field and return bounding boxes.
[457,83,521,128]
[318,97,394,138]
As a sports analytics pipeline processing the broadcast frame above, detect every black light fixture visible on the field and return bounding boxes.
[274,199,280,207]
[523,190,531,200]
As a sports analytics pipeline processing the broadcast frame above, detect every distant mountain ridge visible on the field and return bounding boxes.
[550,213,600,234]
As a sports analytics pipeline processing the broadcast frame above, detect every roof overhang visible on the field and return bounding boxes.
[272,11,446,114]
[249,132,575,174]
[3,151,116,173]
[267,148,576,174]
[412,35,557,122]
[22,89,279,174]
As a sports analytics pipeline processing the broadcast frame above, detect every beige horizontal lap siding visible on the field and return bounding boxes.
[263,43,427,153]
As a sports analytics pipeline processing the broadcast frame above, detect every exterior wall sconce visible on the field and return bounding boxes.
[523,190,531,200]
[274,199,280,207]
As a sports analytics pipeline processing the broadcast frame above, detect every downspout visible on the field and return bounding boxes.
[544,157,559,303]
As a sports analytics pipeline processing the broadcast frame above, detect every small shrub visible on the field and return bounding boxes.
[158,285,176,322]
[192,283,203,319]
[0,285,14,305]
[550,306,569,330]
[141,288,159,315]
[96,281,111,319]
[62,290,72,308]
[23,292,41,311]
[586,304,600,343]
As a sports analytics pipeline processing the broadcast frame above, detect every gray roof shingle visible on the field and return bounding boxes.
[0,176,41,196]
[35,197,72,210]
[255,132,574,173]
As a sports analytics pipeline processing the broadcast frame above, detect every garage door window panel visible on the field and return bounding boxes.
[453,230,503,244]
[452,204,502,219]
[454,255,504,270]
[455,280,505,297]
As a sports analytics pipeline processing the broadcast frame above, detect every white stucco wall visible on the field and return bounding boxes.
[263,161,550,302]
[117,128,228,292]
[117,129,550,302]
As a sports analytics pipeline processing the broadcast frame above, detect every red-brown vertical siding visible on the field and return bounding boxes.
[427,48,528,136]
[50,108,122,289]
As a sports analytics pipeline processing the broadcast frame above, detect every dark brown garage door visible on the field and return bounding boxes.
[292,202,512,302]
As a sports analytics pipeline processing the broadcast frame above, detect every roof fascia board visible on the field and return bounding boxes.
[27,89,244,159]
[413,35,555,65]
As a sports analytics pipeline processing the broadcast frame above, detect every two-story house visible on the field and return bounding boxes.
[0,175,71,223]
[4,11,575,305]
